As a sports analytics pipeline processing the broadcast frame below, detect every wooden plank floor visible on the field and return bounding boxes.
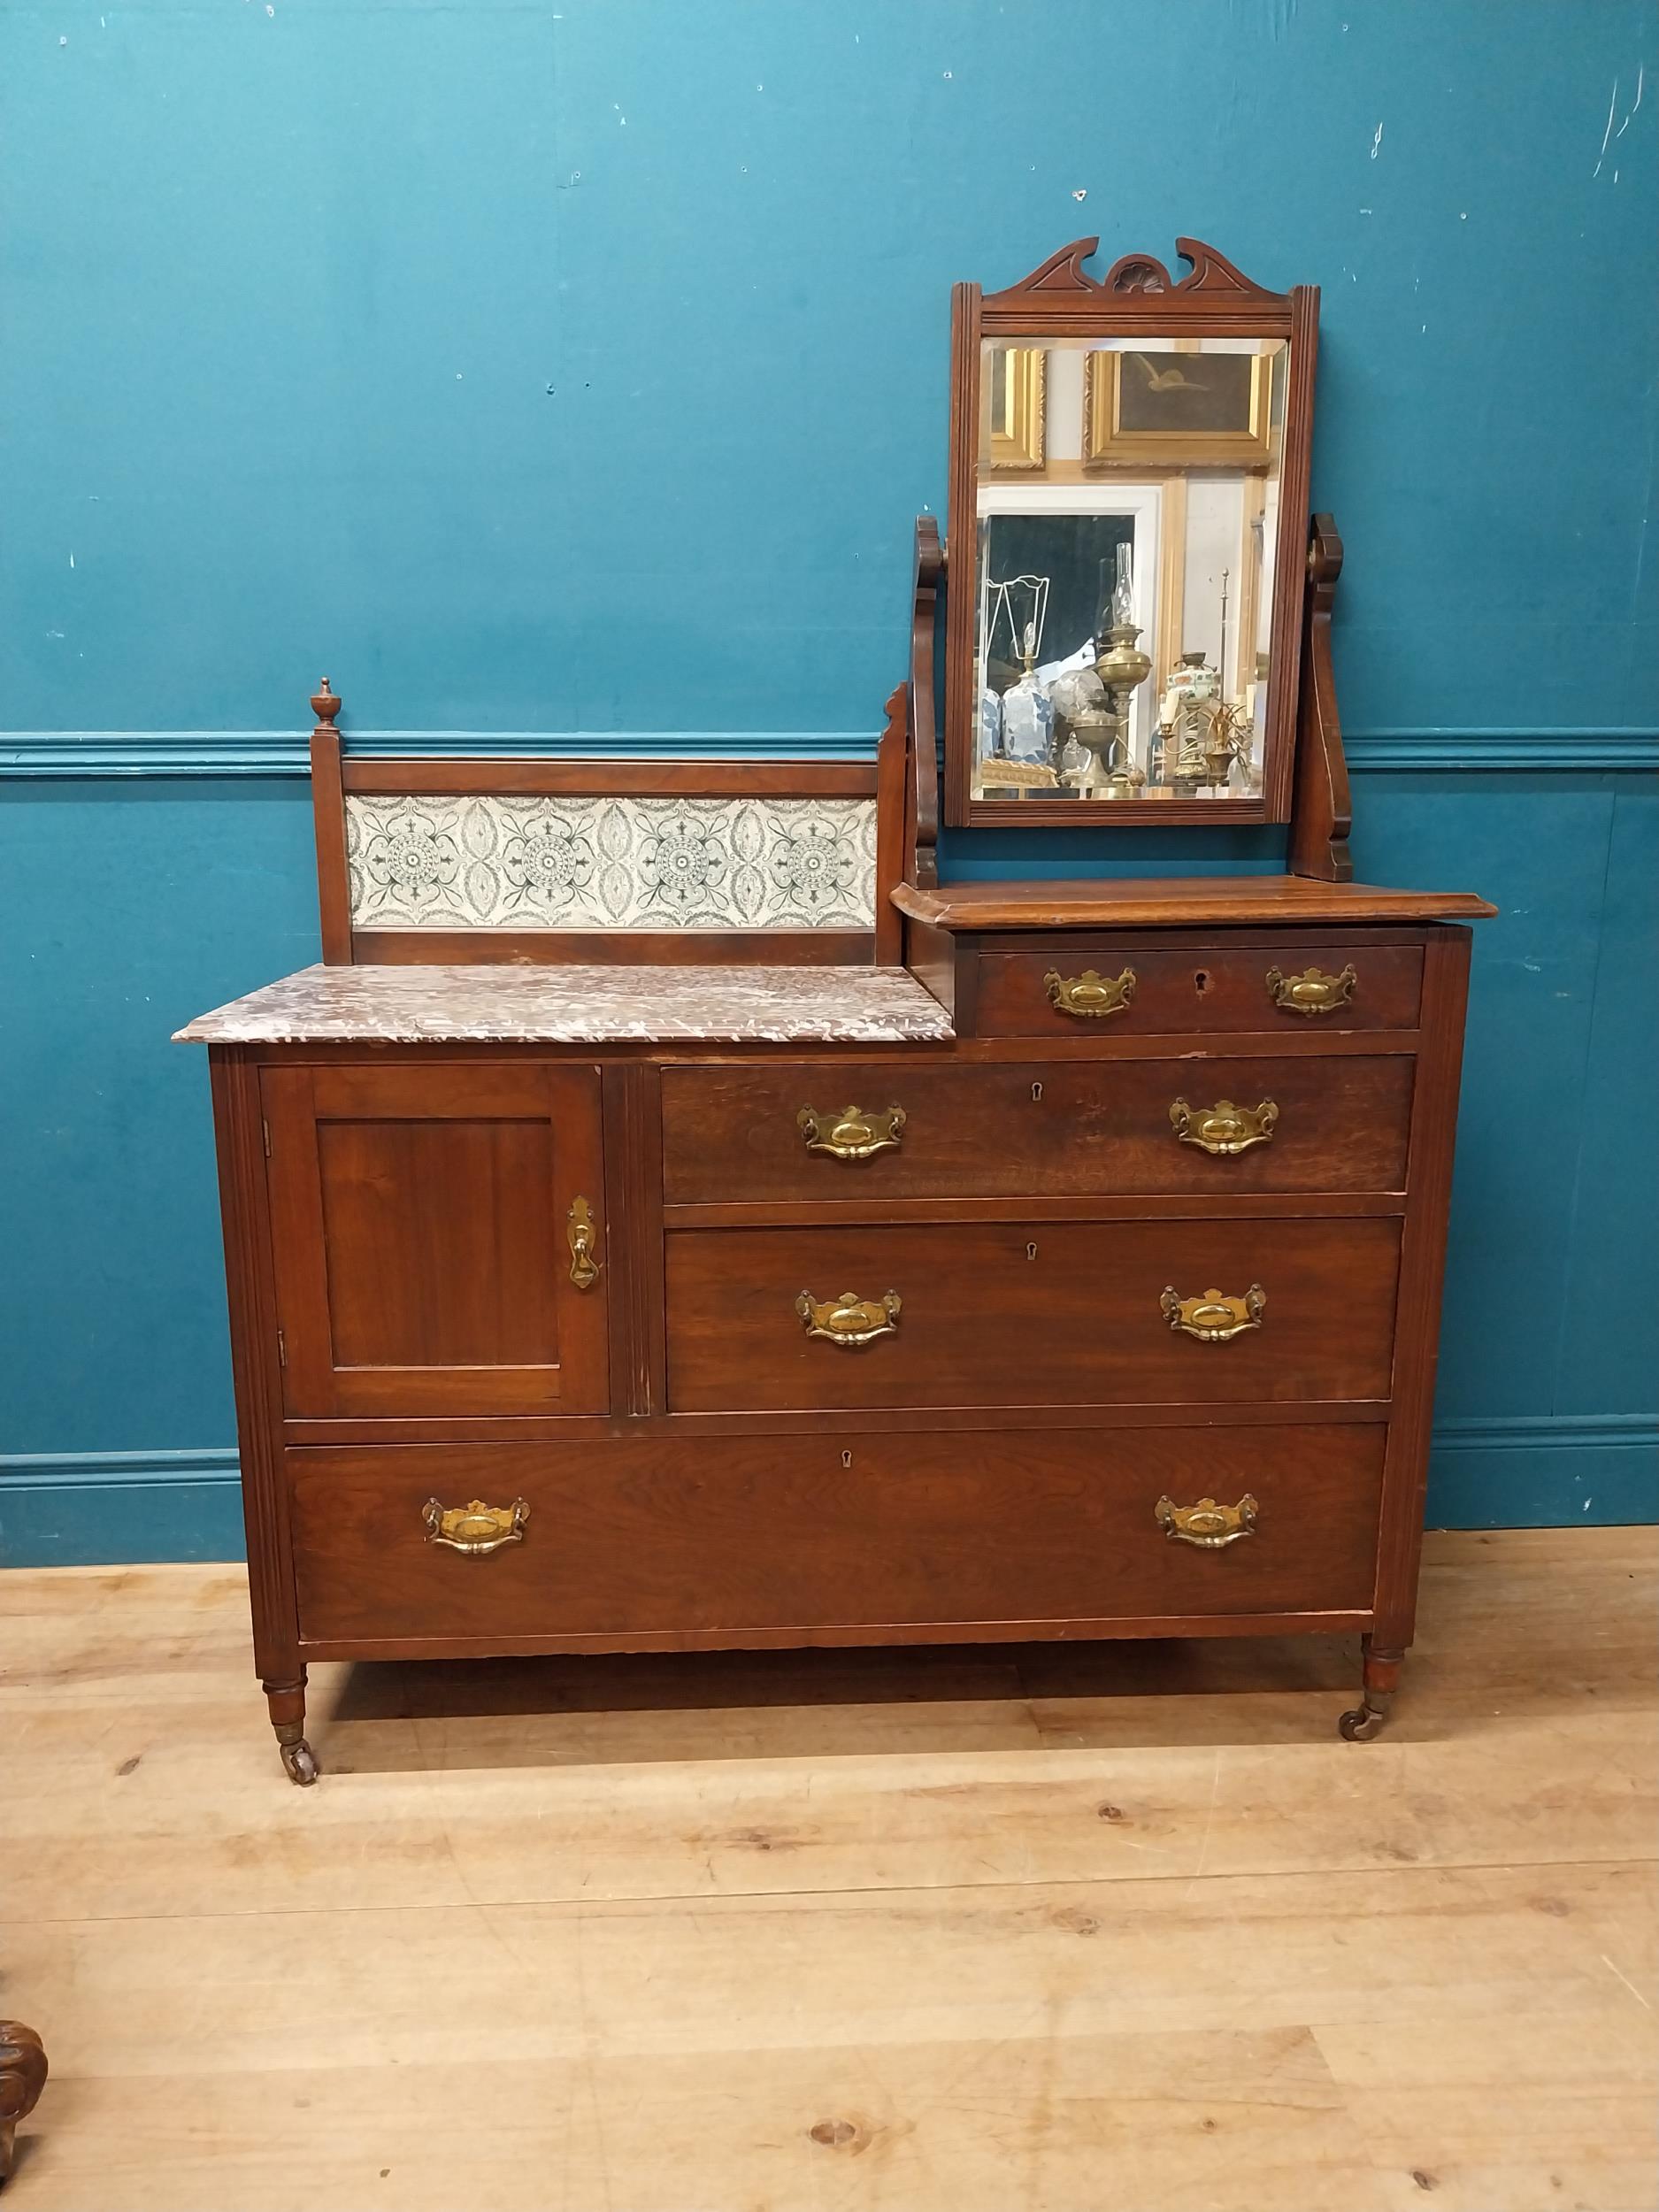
[1,1528,1654,2212]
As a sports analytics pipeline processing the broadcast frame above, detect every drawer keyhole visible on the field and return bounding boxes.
[1194,969,1212,995]
[1031,1080,1043,1102]
[841,1449,852,1470]
[1026,1241,1039,1262]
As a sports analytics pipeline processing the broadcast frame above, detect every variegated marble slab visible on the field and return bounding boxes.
[175,964,956,1045]
[346,794,877,931]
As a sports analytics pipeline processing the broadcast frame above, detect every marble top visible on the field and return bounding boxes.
[175,964,956,1045]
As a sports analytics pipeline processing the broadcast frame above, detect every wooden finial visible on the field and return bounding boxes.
[310,676,341,733]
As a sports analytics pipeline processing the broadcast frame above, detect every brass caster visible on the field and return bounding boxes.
[280,1737,319,1786]
[275,1724,319,1786]
[0,2022,49,2188]
[1338,1702,1387,1742]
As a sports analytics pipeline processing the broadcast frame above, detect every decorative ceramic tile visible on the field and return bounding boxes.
[175,964,956,1046]
[345,794,878,931]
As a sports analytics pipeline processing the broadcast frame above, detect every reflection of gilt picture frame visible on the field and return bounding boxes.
[1085,349,1270,467]
[984,346,1046,470]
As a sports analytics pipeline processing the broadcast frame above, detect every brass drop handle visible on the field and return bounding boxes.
[422,1497,529,1555]
[1265,963,1356,1017]
[1170,1098,1279,1156]
[567,1194,601,1289]
[1044,966,1136,1019]
[795,1289,902,1348]
[1156,1494,1258,1548]
[1160,1284,1266,1341]
[797,1104,906,1161]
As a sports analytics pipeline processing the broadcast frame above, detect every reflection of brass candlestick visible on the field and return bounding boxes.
[1172,697,1215,789]
[1217,568,1231,700]
[1065,703,1117,778]
[1066,706,1145,795]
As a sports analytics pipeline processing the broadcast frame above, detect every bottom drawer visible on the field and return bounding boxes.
[288,1425,1386,1647]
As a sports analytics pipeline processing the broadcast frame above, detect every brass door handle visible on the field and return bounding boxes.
[797,1104,906,1161]
[1160,1284,1266,1341]
[1044,966,1136,1019]
[795,1289,902,1347]
[567,1194,601,1289]
[1156,1494,1258,1548]
[422,1497,529,1555]
[1170,1098,1279,1156]
[1265,964,1356,1016]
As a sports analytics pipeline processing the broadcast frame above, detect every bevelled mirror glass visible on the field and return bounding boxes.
[943,239,1318,829]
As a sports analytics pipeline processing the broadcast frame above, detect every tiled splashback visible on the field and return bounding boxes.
[345,792,879,932]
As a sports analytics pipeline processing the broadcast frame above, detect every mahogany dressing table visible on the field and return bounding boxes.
[180,238,1492,1781]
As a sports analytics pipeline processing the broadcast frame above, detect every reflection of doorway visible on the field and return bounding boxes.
[981,513,1135,685]
[976,480,1164,771]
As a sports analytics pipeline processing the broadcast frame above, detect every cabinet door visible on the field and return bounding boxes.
[263,1064,608,1418]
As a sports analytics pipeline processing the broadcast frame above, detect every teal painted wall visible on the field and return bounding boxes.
[2,1,1655,1561]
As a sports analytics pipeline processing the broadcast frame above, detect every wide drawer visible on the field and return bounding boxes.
[973,943,1424,1037]
[663,1055,1414,1202]
[288,1424,1386,1645]
[664,1217,1400,1411]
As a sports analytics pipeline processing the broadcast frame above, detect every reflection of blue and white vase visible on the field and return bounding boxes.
[978,687,1003,763]
[1001,673,1054,766]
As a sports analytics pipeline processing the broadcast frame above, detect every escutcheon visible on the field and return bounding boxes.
[1265,963,1356,1016]
[1043,966,1137,1018]
[1160,1284,1266,1341]
[1169,1097,1279,1156]
[1155,1494,1259,1548]
[422,1497,530,1555]
[796,1103,907,1161]
[795,1289,902,1348]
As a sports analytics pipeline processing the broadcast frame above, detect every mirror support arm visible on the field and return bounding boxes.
[1286,513,1353,883]
[905,514,943,888]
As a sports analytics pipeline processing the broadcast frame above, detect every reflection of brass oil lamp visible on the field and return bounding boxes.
[1076,620,1149,796]
[1095,620,1152,705]
[1089,544,1153,795]
[1049,545,1147,795]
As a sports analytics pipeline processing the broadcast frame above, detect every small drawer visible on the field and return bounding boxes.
[972,944,1424,1038]
[287,1424,1386,1647]
[664,1216,1400,1412]
[663,1056,1414,1204]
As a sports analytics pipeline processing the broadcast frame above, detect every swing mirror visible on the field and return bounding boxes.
[943,238,1320,828]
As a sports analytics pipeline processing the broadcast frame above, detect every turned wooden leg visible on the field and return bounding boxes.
[0,2023,48,2188]
[1339,1640,1403,1741]
[264,1673,319,1786]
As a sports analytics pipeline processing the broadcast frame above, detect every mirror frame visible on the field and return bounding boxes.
[942,236,1319,830]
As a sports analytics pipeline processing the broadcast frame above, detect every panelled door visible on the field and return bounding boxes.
[263,1064,608,1418]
